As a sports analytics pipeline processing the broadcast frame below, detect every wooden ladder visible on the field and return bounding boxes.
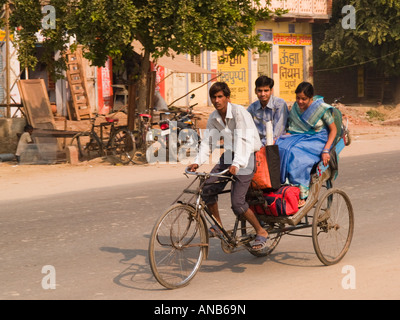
[66,48,92,120]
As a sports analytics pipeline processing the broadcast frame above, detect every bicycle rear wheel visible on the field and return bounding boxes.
[110,128,136,164]
[149,204,208,289]
[312,188,354,265]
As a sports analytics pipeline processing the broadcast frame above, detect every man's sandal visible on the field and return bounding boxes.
[251,235,269,251]
[208,225,223,238]
[298,198,307,208]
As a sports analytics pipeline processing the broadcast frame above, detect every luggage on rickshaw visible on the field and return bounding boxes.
[249,186,300,217]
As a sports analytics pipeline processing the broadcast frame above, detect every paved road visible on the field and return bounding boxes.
[1,151,399,300]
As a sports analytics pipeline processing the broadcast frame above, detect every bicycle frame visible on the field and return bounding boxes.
[177,168,328,247]
[70,115,135,164]
[177,169,253,249]
[90,118,118,151]
[149,163,354,289]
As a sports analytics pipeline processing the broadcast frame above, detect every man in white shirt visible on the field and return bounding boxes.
[187,82,269,251]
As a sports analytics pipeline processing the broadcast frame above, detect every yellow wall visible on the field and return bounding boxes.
[163,21,314,108]
[252,21,314,105]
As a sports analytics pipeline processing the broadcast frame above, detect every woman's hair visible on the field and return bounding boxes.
[295,82,314,98]
[209,82,231,98]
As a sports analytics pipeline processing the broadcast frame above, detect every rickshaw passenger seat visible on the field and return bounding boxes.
[331,107,345,146]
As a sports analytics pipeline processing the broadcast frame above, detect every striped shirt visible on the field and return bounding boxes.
[247,96,288,144]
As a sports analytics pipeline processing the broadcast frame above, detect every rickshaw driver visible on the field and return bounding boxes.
[187,82,269,251]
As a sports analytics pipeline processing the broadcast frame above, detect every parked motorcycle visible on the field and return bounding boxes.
[146,102,200,163]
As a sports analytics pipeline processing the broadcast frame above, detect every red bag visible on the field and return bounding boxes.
[251,145,281,190]
[249,186,300,217]
[264,186,300,217]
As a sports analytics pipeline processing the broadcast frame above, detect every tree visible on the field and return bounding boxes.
[1,0,285,112]
[316,0,400,102]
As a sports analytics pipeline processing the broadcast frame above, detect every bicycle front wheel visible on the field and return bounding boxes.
[149,204,208,289]
[70,133,102,161]
[110,128,136,164]
[312,188,354,266]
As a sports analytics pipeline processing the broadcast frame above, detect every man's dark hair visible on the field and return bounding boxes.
[255,76,274,89]
[295,82,314,98]
[24,124,33,132]
[209,82,231,98]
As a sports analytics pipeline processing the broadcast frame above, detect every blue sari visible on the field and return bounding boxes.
[276,97,333,199]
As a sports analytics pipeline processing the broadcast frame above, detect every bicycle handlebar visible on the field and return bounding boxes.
[184,167,231,178]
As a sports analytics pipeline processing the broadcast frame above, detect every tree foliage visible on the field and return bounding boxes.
[1,0,284,70]
[1,0,285,111]
[318,0,400,75]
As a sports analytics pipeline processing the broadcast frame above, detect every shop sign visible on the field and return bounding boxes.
[217,49,249,106]
[273,33,312,46]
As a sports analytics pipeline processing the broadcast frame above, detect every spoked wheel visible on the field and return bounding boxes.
[241,220,283,257]
[70,133,103,161]
[148,204,208,289]
[110,128,136,164]
[312,188,354,266]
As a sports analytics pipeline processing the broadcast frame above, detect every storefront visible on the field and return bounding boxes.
[275,33,312,102]
[253,21,313,105]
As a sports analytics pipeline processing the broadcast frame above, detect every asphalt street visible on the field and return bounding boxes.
[1,150,399,300]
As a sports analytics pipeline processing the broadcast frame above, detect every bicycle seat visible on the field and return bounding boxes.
[105,117,119,123]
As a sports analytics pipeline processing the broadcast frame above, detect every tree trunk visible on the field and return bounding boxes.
[127,84,137,131]
[137,50,150,113]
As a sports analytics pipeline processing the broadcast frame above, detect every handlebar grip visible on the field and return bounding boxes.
[185,167,230,177]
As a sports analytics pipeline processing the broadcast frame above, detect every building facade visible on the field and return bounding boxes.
[161,0,332,108]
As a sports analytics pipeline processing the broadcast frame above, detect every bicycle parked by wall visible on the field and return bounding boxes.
[131,113,153,151]
[69,114,135,165]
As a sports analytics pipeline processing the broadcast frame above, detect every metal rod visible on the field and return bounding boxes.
[5,2,10,118]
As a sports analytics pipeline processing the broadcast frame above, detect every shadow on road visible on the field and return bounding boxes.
[100,246,164,292]
[100,235,323,292]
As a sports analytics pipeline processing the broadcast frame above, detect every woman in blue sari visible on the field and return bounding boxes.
[276,82,337,206]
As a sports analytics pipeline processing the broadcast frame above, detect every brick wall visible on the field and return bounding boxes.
[314,67,359,104]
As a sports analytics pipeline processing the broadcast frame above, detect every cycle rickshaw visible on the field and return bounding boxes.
[148,109,354,289]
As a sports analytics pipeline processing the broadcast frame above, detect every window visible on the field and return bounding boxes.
[190,54,202,83]
[257,29,273,42]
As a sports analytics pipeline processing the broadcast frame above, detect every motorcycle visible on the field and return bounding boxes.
[146,102,201,163]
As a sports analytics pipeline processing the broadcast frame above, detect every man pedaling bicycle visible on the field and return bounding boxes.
[186,82,269,251]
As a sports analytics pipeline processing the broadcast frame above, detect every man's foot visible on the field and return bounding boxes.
[251,234,269,251]
[208,225,223,238]
[298,199,307,208]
